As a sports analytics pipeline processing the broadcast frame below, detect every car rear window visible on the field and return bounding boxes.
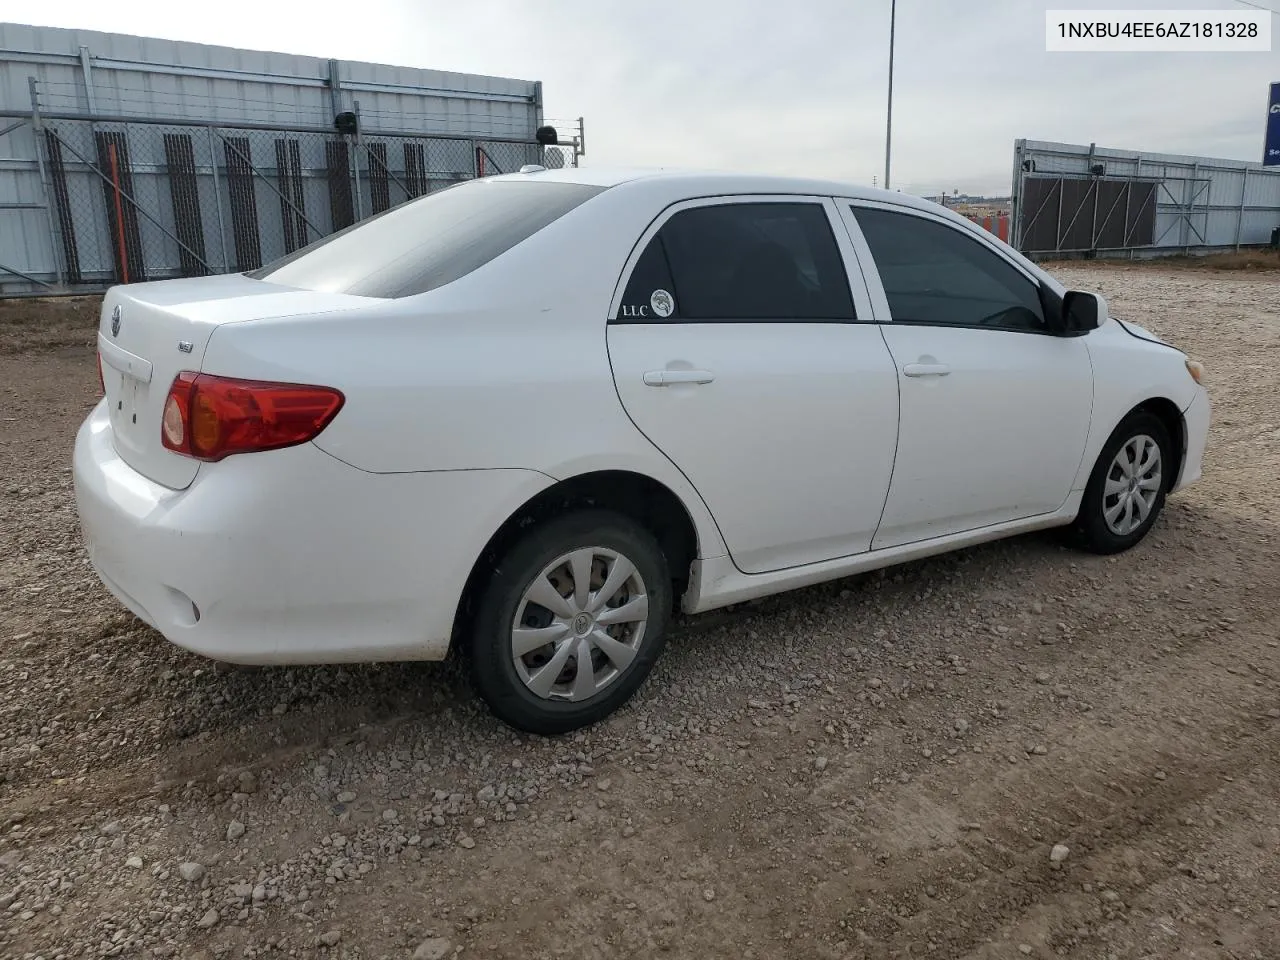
[248,179,606,299]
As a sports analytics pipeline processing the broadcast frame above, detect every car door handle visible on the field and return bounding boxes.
[643,369,716,386]
[902,363,951,378]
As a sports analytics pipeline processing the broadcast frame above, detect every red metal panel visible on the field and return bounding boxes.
[94,130,147,282]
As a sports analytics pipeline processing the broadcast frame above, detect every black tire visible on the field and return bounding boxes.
[1067,409,1174,555]
[468,509,672,735]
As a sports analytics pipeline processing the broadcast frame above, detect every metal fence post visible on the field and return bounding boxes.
[1185,160,1199,253]
[1009,140,1023,252]
[206,126,230,272]
[1129,157,1141,259]
[1054,174,1064,252]
[353,99,364,221]
[327,59,343,118]
[28,77,65,288]
[79,44,98,115]
[1235,167,1248,251]
[1088,143,1099,252]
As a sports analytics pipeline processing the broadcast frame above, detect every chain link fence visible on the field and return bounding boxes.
[34,117,564,289]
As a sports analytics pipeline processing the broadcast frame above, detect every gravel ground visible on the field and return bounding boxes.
[2,263,1278,960]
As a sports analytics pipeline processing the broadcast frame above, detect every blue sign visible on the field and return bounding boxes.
[1266,81,1280,167]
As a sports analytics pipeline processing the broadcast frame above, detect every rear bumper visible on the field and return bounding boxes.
[1173,385,1209,493]
[73,400,553,664]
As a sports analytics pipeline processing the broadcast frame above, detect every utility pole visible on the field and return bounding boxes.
[884,0,897,191]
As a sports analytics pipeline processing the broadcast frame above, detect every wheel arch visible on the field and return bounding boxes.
[1128,396,1186,491]
[449,469,702,654]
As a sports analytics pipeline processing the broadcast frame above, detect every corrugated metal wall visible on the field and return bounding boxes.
[0,22,574,295]
[0,22,540,139]
[1011,139,1280,258]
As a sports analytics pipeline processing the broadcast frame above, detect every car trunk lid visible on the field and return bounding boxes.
[98,274,373,490]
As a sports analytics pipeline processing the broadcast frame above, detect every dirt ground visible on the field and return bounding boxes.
[2,262,1279,960]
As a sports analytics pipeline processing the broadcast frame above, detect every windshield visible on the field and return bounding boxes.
[248,179,606,299]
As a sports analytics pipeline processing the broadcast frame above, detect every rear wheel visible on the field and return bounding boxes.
[468,510,671,735]
[1068,410,1173,554]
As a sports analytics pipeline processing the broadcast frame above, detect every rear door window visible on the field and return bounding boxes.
[615,201,856,322]
[250,179,605,298]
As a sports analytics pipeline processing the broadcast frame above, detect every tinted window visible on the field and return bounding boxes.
[853,207,1045,331]
[615,202,855,322]
[249,180,605,298]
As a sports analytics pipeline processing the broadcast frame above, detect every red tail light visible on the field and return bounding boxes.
[160,372,344,462]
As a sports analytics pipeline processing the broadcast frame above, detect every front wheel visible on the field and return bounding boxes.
[1068,410,1173,554]
[468,509,672,735]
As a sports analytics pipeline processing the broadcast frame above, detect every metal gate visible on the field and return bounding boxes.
[1014,175,1160,255]
[1010,139,1280,258]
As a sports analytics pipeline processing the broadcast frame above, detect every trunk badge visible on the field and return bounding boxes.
[177,341,194,354]
[110,305,121,338]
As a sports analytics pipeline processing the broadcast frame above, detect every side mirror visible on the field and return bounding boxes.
[1061,290,1107,334]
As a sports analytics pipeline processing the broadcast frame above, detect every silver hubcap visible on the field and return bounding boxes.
[1103,434,1162,536]
[511,547,649,702]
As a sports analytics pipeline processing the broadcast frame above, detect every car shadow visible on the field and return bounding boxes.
[149,495,1269,774]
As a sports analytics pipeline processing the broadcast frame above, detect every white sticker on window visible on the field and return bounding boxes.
[650,289,675,318]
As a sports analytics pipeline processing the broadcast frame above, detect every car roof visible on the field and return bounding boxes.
[482,164,1056,293]
[487,164,947,215]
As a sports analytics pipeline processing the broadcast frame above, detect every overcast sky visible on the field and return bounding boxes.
[18,0,1279,195]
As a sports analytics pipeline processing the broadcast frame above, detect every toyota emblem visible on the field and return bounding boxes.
[111,304,121,338]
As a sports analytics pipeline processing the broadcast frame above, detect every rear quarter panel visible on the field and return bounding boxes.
[197,183,729,560]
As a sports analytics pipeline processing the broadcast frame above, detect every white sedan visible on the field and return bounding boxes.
[74,166,1210,734]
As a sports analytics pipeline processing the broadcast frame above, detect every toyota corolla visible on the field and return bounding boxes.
[73,166,1210,734]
